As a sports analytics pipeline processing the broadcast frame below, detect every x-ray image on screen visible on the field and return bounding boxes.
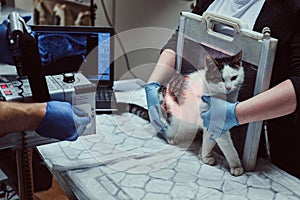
[37,34,87,66]
[30,25,114,84]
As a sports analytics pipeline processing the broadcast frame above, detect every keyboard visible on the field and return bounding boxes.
[95,89,116,111]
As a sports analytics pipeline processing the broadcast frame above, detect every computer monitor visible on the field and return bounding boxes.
[30,25,114,86]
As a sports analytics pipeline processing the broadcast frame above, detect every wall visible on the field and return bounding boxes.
[14,0,33,12]
[113,0,193,81]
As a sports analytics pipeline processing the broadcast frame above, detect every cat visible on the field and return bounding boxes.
[199,51,244,176]
[117,51,244,176]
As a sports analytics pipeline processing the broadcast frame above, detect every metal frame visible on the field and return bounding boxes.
[176,12,278,171]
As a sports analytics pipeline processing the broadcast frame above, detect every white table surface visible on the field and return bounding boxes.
[37,80,300,200]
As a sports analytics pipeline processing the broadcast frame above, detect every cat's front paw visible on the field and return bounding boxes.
[230,166,244,176]
[201,156,216,166]
[198,148,216,165]
[167,138,177,145]
[200,102,209,113]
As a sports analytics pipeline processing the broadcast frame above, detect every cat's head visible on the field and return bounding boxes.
[204,51,244,96]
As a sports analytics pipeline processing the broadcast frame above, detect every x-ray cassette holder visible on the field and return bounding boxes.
[176,11,278,171]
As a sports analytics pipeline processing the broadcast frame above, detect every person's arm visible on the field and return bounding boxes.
[145,0,210,137]
[0,101,91,141]
[145,49,176,140]
[147,0,212,85]
[236,79,297,124]
[148,49,176,84]
[201,79,298,139]
[0,16,91,141]
[0,101,46,136]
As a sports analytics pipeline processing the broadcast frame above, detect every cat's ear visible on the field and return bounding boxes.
[204,55,222,83]
[232,50,243,67]
[205,55,218,68]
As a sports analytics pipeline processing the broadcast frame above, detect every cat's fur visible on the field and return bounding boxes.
[118,51,244,176]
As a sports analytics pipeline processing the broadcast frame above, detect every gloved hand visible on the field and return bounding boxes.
[0,15,31,65]
[145,82,166,134]
[201,96,239,139]
[36,101,91,141]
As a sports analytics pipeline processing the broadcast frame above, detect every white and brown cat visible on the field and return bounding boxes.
[156,51,244,176]
[118,51,244,176]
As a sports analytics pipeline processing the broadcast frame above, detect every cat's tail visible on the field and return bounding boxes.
[115,102,150,121]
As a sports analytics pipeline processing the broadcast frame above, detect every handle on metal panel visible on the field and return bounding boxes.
[203,12,249,41]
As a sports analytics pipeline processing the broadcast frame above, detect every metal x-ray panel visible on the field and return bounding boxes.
[176,12,278,171]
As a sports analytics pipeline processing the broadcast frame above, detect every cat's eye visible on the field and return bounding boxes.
[231,76,238,81]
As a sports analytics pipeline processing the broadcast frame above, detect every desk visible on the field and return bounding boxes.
[37,79,300,200]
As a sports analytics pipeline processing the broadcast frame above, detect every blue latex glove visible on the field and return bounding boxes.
[145,82,167,135]
[0,16,31,65]
[36,101,91,141]
[201,96,239,139]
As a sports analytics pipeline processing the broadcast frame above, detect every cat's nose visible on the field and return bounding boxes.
[226,86,231,91]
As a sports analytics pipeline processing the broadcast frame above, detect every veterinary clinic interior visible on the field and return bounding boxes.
[0,0,299,199]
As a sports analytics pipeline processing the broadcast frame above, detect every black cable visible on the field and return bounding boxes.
[19,131,33,200]
[16,75,24,102]
[12,41,24,101]
[99,0,138,79]
[90,0,96,26]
